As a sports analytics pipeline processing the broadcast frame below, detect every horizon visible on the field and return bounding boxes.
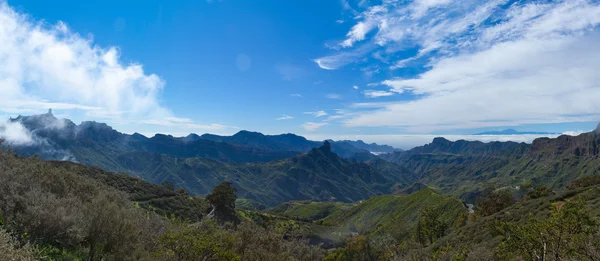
[1,0,600,149]
[2,110,588,150]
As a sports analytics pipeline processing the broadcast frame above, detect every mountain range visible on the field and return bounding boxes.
[383,128,600,202]
[5,111,409,206]
[6,111,600,206]
[474,128,559,135]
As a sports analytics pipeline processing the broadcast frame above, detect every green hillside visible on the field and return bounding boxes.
[384,132,600,203]
[268,200,353,221]
[113,143,416,206]
[322,188,467,240]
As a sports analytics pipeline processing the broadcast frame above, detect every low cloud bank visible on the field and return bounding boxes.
[305,132,586,151]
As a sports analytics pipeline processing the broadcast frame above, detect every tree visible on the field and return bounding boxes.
[206,182,239,225]
[526,186,554,199]
[476,189,513,216]
[416,207,448,246]
[83,193,138,261]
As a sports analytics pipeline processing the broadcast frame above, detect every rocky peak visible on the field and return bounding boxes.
[322,140,331,153]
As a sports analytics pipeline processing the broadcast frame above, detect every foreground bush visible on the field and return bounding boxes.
[0,228,37,261]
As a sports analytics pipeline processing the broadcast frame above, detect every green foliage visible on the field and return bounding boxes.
[526,185,554,199]
[475,189,514,216]
[567,175,600,190]
[268,200,350,221]
[235,198,267,211]
[323,188,466,241]
[416,207,449,246]
[324,235,376,261]
[494,200,599,260]
[154,220,239,261]
[153,220,325,261]
[207,182,240,225]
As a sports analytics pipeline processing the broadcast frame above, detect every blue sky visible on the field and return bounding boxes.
[1,0,600,148]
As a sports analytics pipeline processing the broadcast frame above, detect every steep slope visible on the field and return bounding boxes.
[114,142,417,206]
[0,145,208,221]
[436,179,600,252]
[322,188,466,239]
[383,131,600,202]
[339,140,402,154]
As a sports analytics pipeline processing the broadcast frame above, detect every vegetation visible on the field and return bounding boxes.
[5,117,600,260]
[494,200,599,260]
[0,145,324,261]
[322,188,466,240]
[268,201,351,221]
[383,132,600,203]
[475,188,514,216]
[206,182,239,225]
[110,143,415,207]
[415,207,449,246]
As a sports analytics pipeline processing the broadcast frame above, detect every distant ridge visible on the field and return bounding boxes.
[474,128,559,135]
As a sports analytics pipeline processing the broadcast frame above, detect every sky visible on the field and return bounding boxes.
[1,0,600,149]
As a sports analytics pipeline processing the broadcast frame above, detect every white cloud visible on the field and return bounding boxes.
[353,85,359,89]
[290,93,303,97]
[313,43,375,70]
[316,0,600,132]
[302,121,328,131]
[0,3,227,134]
[363,90,395,98]
[341,5,388,48]
[304,110,328,117]
[326,93,343,99]
[0,121,34,146]
[276,115,294,120]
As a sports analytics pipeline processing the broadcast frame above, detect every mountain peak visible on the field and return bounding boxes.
[432,137,450,144]
[323,140,331,153]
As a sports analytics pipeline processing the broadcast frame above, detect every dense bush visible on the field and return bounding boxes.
[0,228,37,261]
[475,188,514,216]
[0,147,324,260]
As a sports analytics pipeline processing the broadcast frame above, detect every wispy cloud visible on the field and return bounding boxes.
[353,85,359,89]
[326,93,343,100]
[304,111,328,117]
[302,121,328,131]
[316,0,600,132]
[363,90,395,98]
[276,115,294,120]
[290,93,303,97]
[313,44,375,70]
